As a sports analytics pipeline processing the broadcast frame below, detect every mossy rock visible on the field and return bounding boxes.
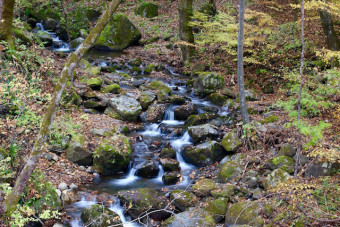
[149,80,172,94]
[93,134,131,175]
[160,158,180,172]
[100,84,120,94]
[162,208,215,227]
[84,100,100,109]
[35,30,53,46]
[104,107,121,120]
[156,89,169,102]
[278,143,296,157]
[66,135,93,166]
[263,169,291,190]
[218,158,244,183]
[135,3,159,18]
[129,57,142,66]
[192,178,215,196]
[139,91,155,109]
[95,13,141,51]
[81,204,122,227]
[221,129,242,153]
[207,93,228,106]
[260,115,279,124]
[81,59,101,77]
[144,63,156,74]
[14,28,33,46]
[108,95,142,122]
[160,148,176,159]
[205,197,228,222]
[87,77,103,90]
[170,190,199,212]
[194,72,224,97]
[268,155,295,174]
[211,184,235,198]
[169,95,186,105]
[162,171,181,185]
[225,201,263,226]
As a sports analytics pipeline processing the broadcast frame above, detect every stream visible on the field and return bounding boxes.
[41,22,232,226]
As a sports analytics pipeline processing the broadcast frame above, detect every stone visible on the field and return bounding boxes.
[61,189,80,204]
[70,37,84,50]
[184,113,217,128]
[66,135,93,166]
[55,189,62,197]
[58,182,68,191]
[221,129,242,153]
[207,93,228,106]
[109,95,142,122]
[169,95,186,105]
[148,80,172,94]
[268,156,295,174]
[211,184,235,198]
[160,159,180,172]
[221,87,236,98]
[129,57,142,66]
[305,160,340,177]
[93,134,131,175]
[100,84,120,94]
[135,160,159,178]
[139,91,156,109]
[135,3,159,18]
[244,89,260,101]
[140,103,168,123]
[174,103,198,120]
[162,208,215,227]
[81,204,122,227]
[169,190,199,212]
[194,72,224,97]
[144,63,156,74]
[87,77,103,90]
[188,124,219,143]
[263,169,291,190]
[182,141,225,167]
[162,171,181,185]
[118,188,171,221]
[69,183,78,190]
[95,13,141,51]
[278,143,296,157]
[205,197,228,222]
[225,201,263,226]
[35,30,53,46]
[160,148,176,159]
[218,158,244,183]
[80,59,101,77]
[192,178,215,196]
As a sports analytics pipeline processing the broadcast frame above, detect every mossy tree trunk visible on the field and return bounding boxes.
[0,0,15,49]
[1,0,121,217]
[237,0,249,124]
[179,0,194,65]
[319,9,340,51]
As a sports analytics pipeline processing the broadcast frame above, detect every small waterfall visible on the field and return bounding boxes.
[154,165,164,183]
[110,201,141,227]
[111,166,139,186]
[171,131,192,152]
[141,123,162,137]
[162,105,184,126]
[35,22,70,52]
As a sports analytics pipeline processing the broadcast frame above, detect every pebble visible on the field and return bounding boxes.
[70,183,78,190]
[58,182,68,191]
[79,166,86,171]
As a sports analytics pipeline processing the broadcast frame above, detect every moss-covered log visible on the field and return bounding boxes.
[1,0,121,217]
[178,0,194,64]
[0,0,15,49]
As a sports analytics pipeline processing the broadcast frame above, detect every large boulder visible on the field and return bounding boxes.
[194,72,224,97]
[87,77,103,90]
[188,124,219,143]
[174,103,198,121]
[192,178,215,196]
[162,208,215,227]
[66,135,93,166]
[267,155,295,174]
[205,197,228,222]
[170,190,199,212]
[135,160,160,178]
[93,134,131,175]
[182,141,225,167]
[139,91,156,109]
[95,13,141,51]
[109,95,142,122]
[218,155,245,183]
[118,188,171,221]
[160,158,180,172]
[148,81,172,94]
[225,201,264,226]
[135,3,159,18]
[263,169,291,190]
[81,204,122,227]
[207,93,228,106]
[221,129,242,153]
[140,103,169,123]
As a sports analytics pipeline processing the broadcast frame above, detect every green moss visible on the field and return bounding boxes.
[101,84,120,93]
[149,80,172,93]
[144,63,155,74]
[207,93,228,106]
[87,77,103,89]
[261,115,279,124]
[221,129,242,153]
[192,178,215,196]
[268,156,295,174]
[211,184,235,198]
[135,3,159,18]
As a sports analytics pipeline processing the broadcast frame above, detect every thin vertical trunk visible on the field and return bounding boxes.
[293,0,299,22]
[209,0,217,15]
[294,0,305,178]
[237,0,249,124]
[1,0,121,217]
[319,9,340,51]
[0,0,15,49]
[0,0,3,20]
[179,0,194,65]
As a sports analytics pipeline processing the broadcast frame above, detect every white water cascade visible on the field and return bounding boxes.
[36,22,71,52]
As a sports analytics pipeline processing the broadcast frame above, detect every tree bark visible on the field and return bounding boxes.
[179,0,194,65]
[237,0,249,124]
[0,0,15,49]
[209,0,217,15]
[319,9,340,51]
[295,0,305,178]
[0,0,3,20]
[1,0,121,217]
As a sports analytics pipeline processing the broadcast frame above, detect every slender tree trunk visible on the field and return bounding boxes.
[319,9,340,51]
[237,0,249,124]
[294,0,305,178]
[293,0,300,22]
[1,0,121,217]
[0,0,15,49]
[0,0,3,20]
[179,0,194,65]
[209,0,217,15]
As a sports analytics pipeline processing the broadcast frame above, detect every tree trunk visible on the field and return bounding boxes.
[1,0,121,217]
[179,0,194,65]
[0,0,3,20]
[237,0,249,124]
[0,0,15,49]
[319,9,340,51]
[209,0,217,15]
